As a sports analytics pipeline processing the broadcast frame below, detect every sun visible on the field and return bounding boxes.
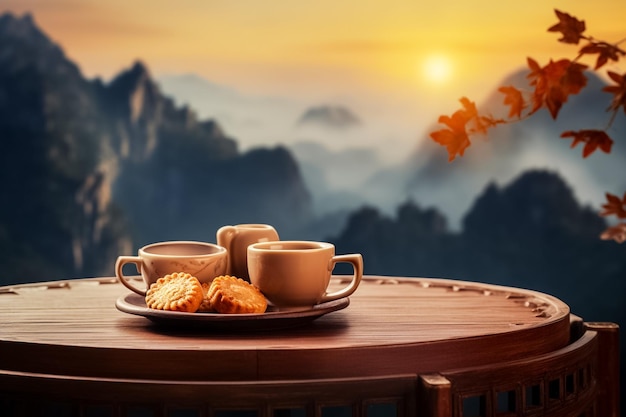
[422,54,453,85]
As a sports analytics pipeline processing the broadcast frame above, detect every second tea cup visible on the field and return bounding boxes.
[247,240,363,308]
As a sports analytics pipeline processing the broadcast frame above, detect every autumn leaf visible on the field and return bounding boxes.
[599,193,626,242]
[430,109,471,162]
[562,61,588,95]
[600,192,626,218]
[527,58,571,115]
[459,96,479,120]
[600,223,626,243]
[560,129,613,158]
[579,41,626,69]
[458,97,491,134]
[498,86,526,118]
[526,57,545,113]
[603,71,626,115]
[527,58,587,118]
[548,9,586,44]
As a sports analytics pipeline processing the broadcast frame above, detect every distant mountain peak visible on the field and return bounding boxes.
[128,60,151,79]
[0,11,79,76]
[0,12,37,35]
[297,105,362,129]
[107,60,162,123]
[110,60,153,88]
[0,12,57,50]
[463,169,606,238]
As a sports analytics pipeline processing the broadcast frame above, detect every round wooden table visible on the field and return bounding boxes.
[0,276,615,416]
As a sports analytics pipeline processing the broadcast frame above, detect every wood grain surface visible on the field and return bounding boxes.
[0,276,571,381]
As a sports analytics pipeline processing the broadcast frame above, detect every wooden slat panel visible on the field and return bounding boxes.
[0,371,417,417]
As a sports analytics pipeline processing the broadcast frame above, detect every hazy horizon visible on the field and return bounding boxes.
[2,2,625,229]
[2,1,625,138]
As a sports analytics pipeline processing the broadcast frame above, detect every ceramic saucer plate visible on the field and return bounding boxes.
[115,293,349,331]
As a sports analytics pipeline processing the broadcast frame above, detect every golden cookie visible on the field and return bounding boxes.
[197,282,216,312]
[207,275,267,314]
[145,272,203,312]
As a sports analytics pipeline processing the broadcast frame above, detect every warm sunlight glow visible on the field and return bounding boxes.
[422,55,453,85]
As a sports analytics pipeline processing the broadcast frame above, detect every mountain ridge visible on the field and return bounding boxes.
[0,12,312,283]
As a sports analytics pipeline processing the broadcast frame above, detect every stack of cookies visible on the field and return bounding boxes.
[145,272,267,314]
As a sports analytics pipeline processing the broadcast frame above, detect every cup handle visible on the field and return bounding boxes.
[115,256,146,296]
[216,225,237,275]
[320,254,363,303]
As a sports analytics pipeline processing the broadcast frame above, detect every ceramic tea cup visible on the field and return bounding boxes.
[115,241,228,296]
[216,223,279,281]
[247,241,363,308]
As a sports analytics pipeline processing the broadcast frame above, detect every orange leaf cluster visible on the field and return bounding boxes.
[428,9,626,243]
[527,57,588,119]
[429,98,505,161]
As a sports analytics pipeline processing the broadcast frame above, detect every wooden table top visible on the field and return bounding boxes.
[0,276,571,382]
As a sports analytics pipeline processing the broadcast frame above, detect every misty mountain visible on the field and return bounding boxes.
[158,73,424,225]
[296,105,362,130]
[157,73,306,152]
[158,66,626,234]
[0,13,312,283]
[107,61,313,244]
[289,141,382,213]
[287,69,626,226]
[401,69,626,227]
[331,168,626,320]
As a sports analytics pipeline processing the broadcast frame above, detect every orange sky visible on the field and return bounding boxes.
[2,0,625,117]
